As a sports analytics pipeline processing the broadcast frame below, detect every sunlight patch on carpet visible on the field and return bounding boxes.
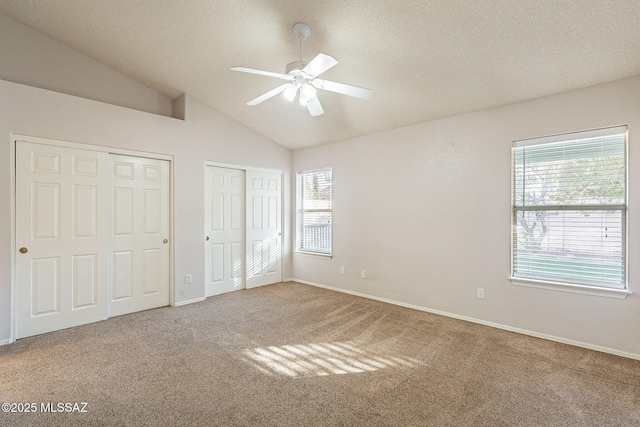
[242,342,422,377]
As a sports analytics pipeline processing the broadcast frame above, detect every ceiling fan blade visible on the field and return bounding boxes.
[246,84,290,106]
[312,78,373,100]
[231,66,290,80]
[302,53,338,78]
[307,96,324,116]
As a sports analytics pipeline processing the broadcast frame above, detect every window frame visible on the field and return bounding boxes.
[296,168,333,257]
[509,126,631,299]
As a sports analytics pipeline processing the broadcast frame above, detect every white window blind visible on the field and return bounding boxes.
[297,169,332,255]
[512,126,627,289]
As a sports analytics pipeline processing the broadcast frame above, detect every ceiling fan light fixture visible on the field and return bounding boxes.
[283,85,298,102]
[299,83,317,106]
[301,83,316,99]
[299,93,312,106]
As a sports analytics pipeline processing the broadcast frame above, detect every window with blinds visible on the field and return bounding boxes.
[297,168,332,255]
[512,126,627,289]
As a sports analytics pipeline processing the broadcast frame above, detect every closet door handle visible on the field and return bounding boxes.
[205,236,210,241]
[19,247,28,254]
[163,239,168,244]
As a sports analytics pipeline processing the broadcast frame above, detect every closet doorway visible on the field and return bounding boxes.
[14,137,171,339]
[204,165,282,297]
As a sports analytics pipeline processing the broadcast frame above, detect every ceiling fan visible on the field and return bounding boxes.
[231,22,372,116]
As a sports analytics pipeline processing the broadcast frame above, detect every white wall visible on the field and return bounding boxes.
[0,15,173,117]
[0,17,291,343]
[291,76,640,359]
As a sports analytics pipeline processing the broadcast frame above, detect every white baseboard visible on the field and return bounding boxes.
[173,296,206,307]
[0,338,13,346]
[291,278,640,361]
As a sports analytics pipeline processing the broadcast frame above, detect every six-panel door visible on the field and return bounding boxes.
[246,170,282,289]
[109,155,170,317]
[15,142,110,338]
[205,166,245,297]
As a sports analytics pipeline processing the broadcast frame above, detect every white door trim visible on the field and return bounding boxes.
[8,135,17,344]
[204,161,283,175]
[12,134,173,161]
[10,133,175,341]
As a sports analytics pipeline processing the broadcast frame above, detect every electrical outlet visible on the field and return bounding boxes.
[185,274,193,284]
[340,266,345,274]
[477,288,484,299]
[361,270,366,279]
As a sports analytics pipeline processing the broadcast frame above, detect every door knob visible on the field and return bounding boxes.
[19,247,28,254]
[206,236,210,241]
[163,239,168,244]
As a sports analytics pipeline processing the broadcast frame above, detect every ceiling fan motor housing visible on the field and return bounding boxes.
[286,61,308,75]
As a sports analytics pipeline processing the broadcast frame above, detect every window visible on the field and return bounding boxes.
[511,126,627,291]
[297,168,332,255]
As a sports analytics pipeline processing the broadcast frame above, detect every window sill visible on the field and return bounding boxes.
[509,277,631,300]
[295,251,333,259]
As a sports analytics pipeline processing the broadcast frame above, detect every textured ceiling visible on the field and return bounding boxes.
[1,0,640,149]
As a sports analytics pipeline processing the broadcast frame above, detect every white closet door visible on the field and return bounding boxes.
[15,141,109,338]
[205,166,245,296]
[246,170,282,289]
[109,155,170,317]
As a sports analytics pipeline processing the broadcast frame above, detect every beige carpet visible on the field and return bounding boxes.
[1,282,639,426]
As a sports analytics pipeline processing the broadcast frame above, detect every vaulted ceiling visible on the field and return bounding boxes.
[2,1,640,149]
